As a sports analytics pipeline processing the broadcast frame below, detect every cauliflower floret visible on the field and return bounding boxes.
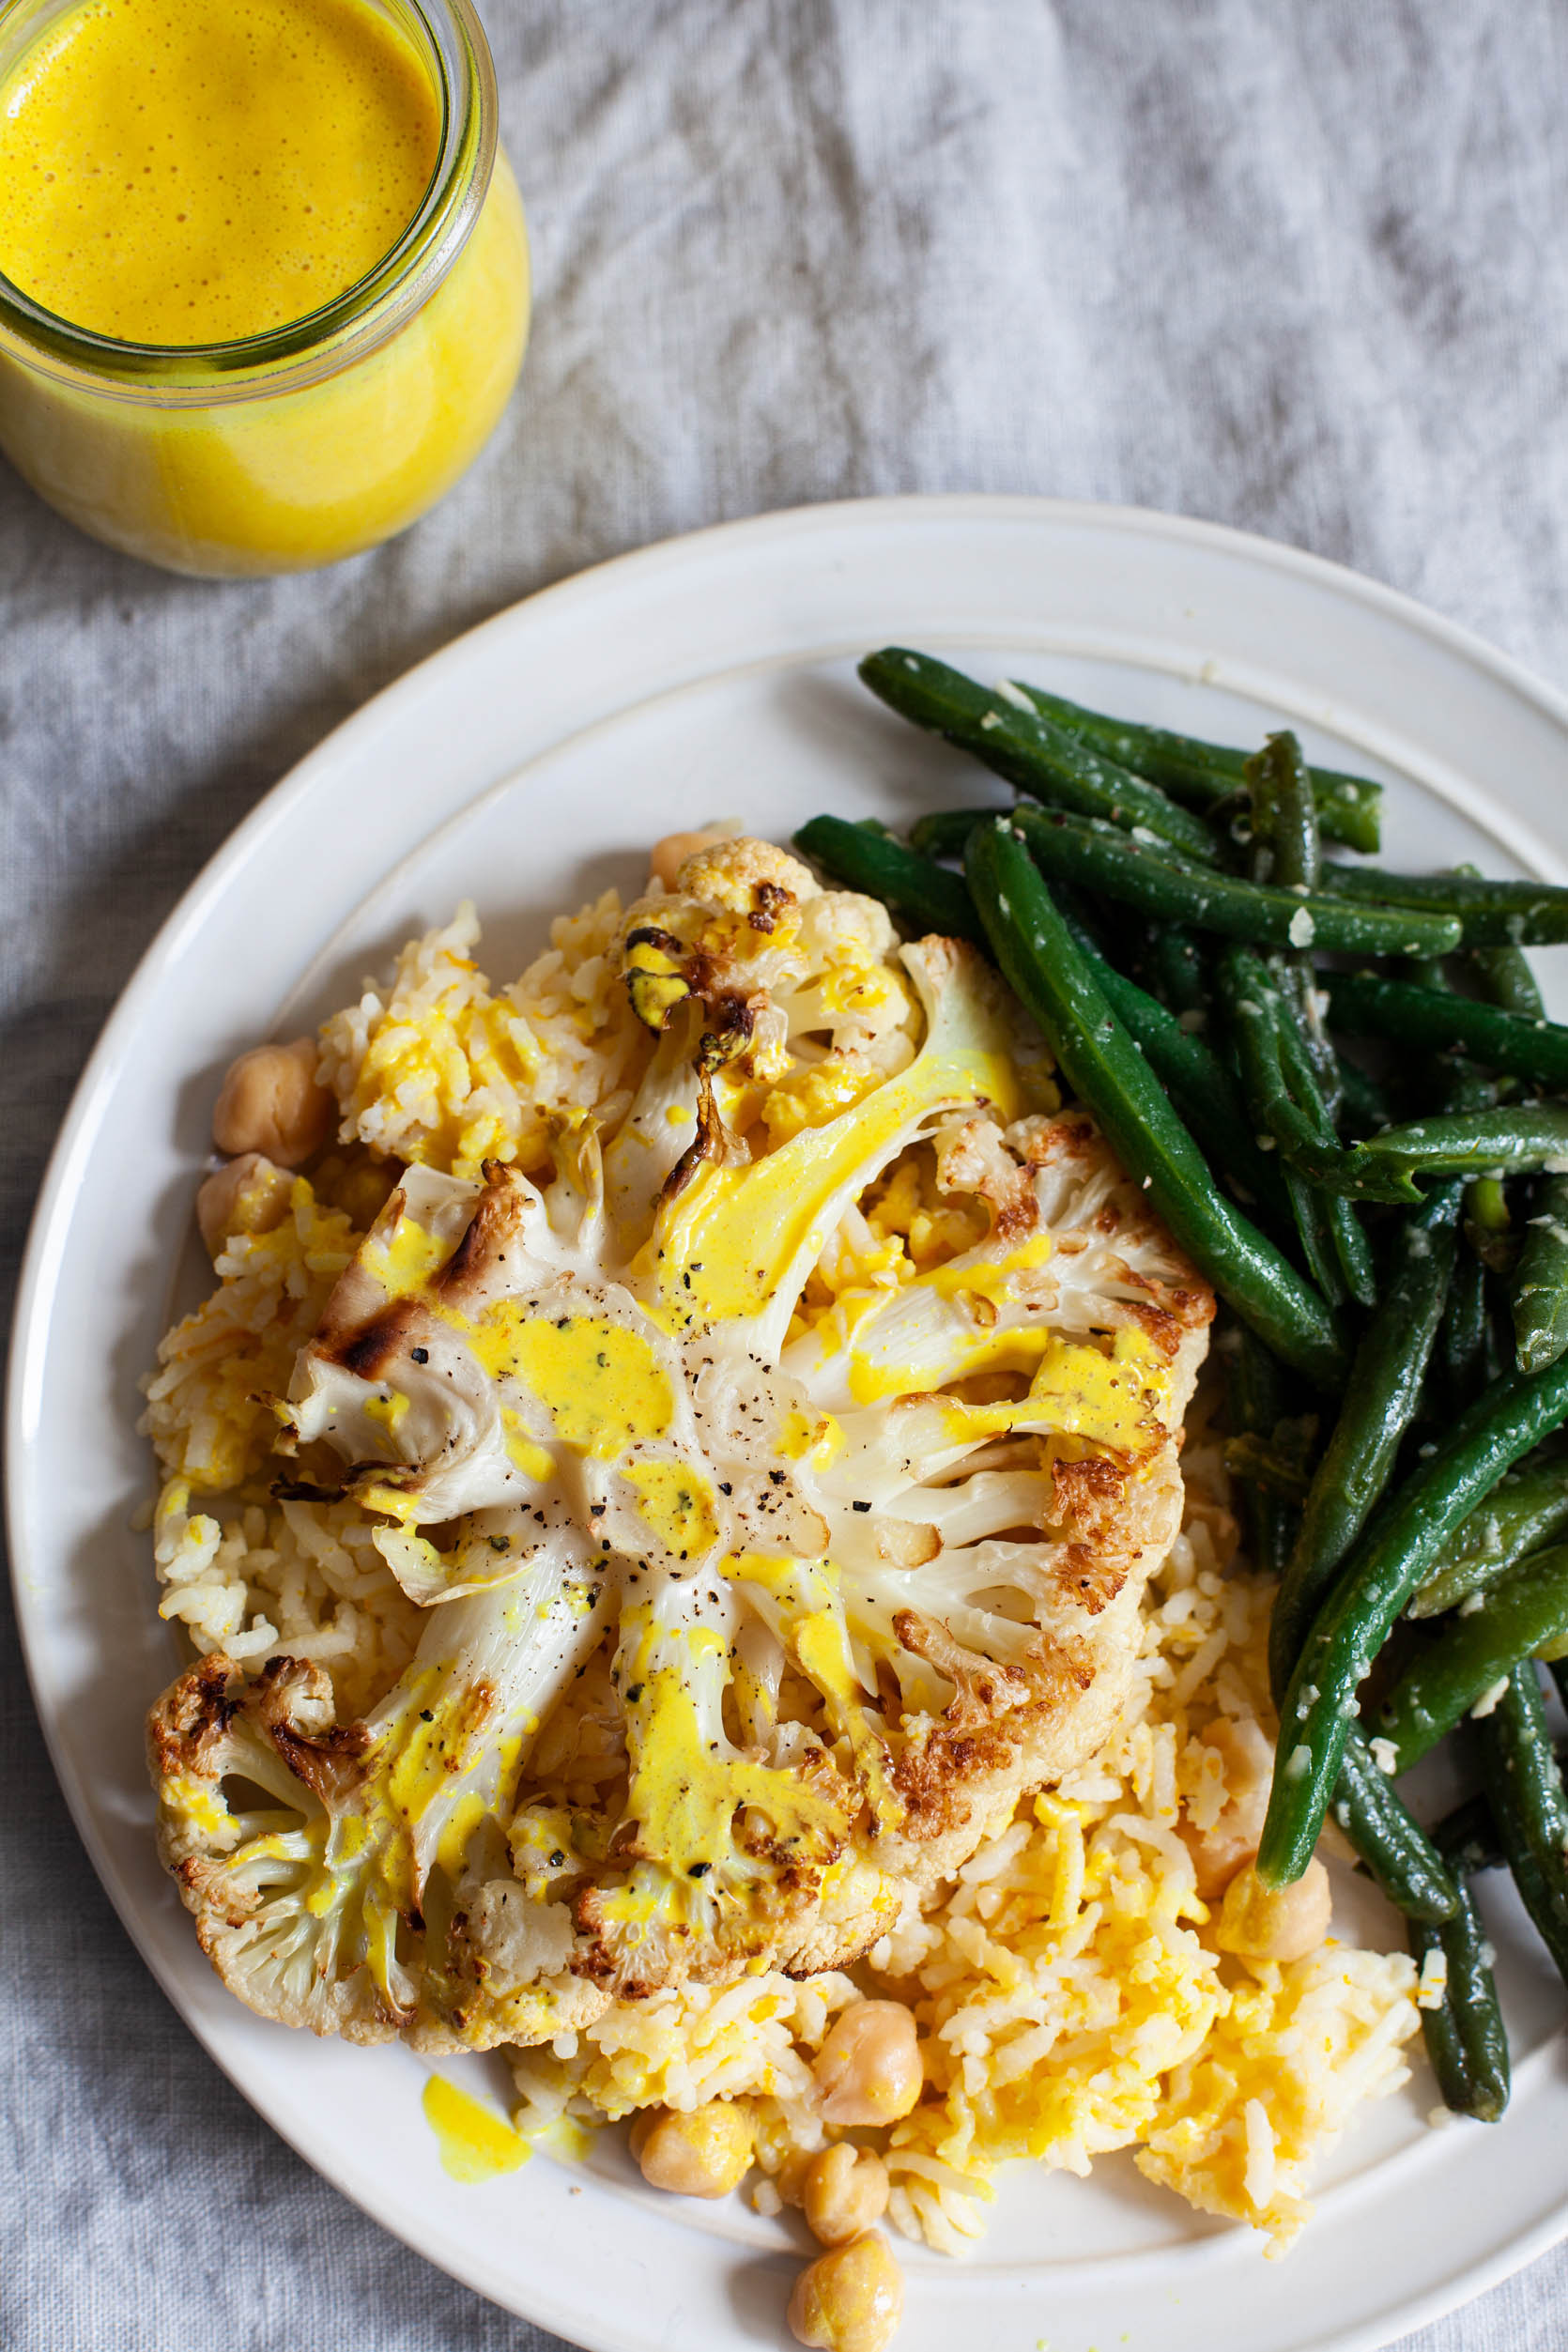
[618,836,920,1102]
[148,1568,613,2050]
[675,836,820,915]
[148,859,1212,2047]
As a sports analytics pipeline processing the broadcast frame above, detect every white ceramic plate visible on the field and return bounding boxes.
[12,496,1568,2352]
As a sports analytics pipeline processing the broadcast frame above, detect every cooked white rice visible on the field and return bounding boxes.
[317,893,645,1183]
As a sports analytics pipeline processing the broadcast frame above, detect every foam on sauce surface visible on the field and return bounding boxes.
[0,0,440,341]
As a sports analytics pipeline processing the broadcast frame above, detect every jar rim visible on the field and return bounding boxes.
[0,0,499,397]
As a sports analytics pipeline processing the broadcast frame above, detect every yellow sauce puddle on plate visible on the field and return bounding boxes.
[422,2075,531,2185]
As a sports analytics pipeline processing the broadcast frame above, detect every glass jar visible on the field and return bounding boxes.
[0,0,530,576]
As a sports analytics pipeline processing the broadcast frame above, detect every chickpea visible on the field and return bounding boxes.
[787,2232,903,2352]
[632,2100,753,2199]
[649,826,730,892]
[1214,1857,1332,1964]
[1179,1716,1274,1899]
[195,1152,293,1259]
[311,1149,400,1233]
[775,2147,817,2208]
[211,1037,333,1168]
[802,2144,889,2248]
[812,2002,922,2129]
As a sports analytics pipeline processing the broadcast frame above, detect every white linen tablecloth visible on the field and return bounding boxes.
[4,4,1567,2344]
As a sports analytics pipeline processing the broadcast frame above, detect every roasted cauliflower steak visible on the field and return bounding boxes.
[149,838,1213,2051]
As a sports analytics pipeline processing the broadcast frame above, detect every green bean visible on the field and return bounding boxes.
[1474,1664,1568,1988]
[1408,1878,1511,2121]
[1224,1413,1318,1499]
[1472,943,1546,1022]
[1380,1062,1489,1402]
[1256,1356,1568,1887]
[1438,1242,1491,1412]
[1406,955,1453,992]
[857,651,1219,859]
[1325,1195,1376,1310]
[1467,1181,1518,1283]
[909,807,998,862]
[963,819,1346,1388]
[1236,935,1469,1936]
[1410,1448,1568,1617]
[1323,970,1568,1091]
[1375,1541,1568,1774]
[1512,1174,1568,1375]
[1458,883,1546,1034]
[1354,1104,1568,1186]
[792,816,985,945]
[996,675,1383,854]
[1483,1267,1514,1383]
[1330,1729,1459,1923]
[1247,730,1321,892]
[1216,946,1414,1207]
[1010,806,1463,959]
[1215,945,1384,1297]
[1341,1510,1505,2091]
[1432,1789,1503,1878]
[1225,1325,1297,1574]
[1289,996,1345,1135]
[1299,1159,1375,1312]
[1277,1171,1345,1306]
[1271,965,1342,1117]
[1268,1187,1460,1695]
[1248,731,1340,1115]
[1473,1180,1512,1229]
[1054,909,1288,1220]
[1144,925,1208,1018]
[1335,1053,1393,1138]
[1321,862,1568,946]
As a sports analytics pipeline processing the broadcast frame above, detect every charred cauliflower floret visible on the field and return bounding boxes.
[149,838,1212,2050]
[146,1573,608,2049]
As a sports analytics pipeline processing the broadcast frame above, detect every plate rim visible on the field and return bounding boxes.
[11,489,1568,2351]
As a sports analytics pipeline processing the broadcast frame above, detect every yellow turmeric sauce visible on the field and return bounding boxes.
[421,2074,530,2184]
[0,0,530,572]
[0,0,440,342]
